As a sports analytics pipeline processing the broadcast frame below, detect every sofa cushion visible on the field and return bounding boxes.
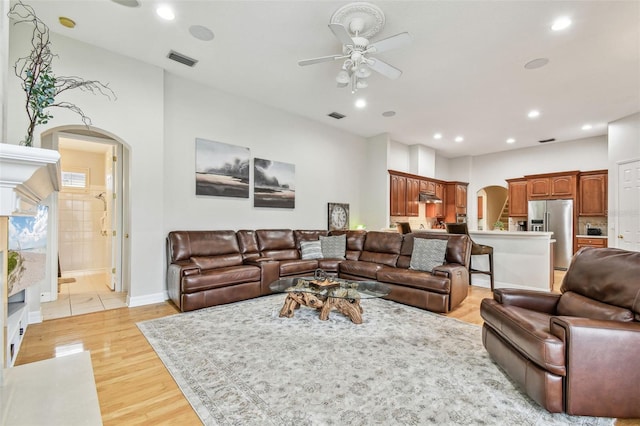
[330,230,367,260]
[182,265,261,293]
[409,238,448,272]
[557,291,635,322]
[256,229,295,250]
[320,234,346,259]
[300,240,323,259]
[561,247,640,320]
[377,268,451,294]
[168,230,240,261]
[279,259,319,276]
[191,253,243,270]
[339,260,383,280]
[480,299,566,376]
[294,230,328,246]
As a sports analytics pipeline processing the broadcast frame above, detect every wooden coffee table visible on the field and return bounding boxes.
[269,276,390,324]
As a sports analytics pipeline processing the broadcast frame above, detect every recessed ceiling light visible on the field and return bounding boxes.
[355,99,366,108]
[382,111,396,117]
[433,133,442,140]
[528,110,540,118]
[506,138,516,144]
[454,136,464,143]
[524,58,549,70]
[189,25,214,41]
[551,17,572,31]
[582,124,593,130]
[111,0,140,7]
[156,5,175,20]
[59,16,76,28]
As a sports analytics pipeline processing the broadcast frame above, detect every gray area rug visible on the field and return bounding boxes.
[137,295,612,426]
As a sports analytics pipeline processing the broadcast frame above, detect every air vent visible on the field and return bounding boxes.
[538,138,556,143]
[328,112,346,120]
[167,50,198,67]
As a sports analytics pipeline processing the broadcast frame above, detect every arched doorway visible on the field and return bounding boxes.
[40,126,130,318]
[477,185,508,230]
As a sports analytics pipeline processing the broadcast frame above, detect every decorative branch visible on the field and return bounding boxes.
[9,1,116,146]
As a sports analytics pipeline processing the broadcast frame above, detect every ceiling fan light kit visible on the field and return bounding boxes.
[298,2,411,94]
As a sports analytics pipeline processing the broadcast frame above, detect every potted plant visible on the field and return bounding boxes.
[9,1,115,146]
[493,220,505,231]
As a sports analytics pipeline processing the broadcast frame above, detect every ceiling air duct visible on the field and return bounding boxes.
[419,192,442,203]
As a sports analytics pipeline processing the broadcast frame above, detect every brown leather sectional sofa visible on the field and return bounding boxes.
[167,229,471,313]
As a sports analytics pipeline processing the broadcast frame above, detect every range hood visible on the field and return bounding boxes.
[419,192,442,203]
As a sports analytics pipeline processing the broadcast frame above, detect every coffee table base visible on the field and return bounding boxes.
[278,292,364,324]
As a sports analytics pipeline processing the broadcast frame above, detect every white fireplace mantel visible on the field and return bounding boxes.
[0,144,60,216]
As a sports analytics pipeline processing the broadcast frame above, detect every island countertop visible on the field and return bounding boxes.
[415,229,555,291]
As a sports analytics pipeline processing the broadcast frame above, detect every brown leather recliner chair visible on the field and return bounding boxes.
[480,247,640,418]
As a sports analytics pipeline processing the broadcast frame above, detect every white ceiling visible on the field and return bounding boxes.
[20,0,640,158]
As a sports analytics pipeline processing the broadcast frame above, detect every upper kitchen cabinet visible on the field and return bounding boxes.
[390,173,407,216]
[506,178,528,217]
[445,182,468,222]
[406,177,420,216]
[579,170,608,216]
[419,179,436,195]
[526,172,579,200]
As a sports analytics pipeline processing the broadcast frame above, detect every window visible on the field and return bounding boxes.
[61,167,90,192]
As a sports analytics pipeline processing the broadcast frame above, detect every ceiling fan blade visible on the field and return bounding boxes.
[298,55,345,66]
[368,32,412,54]
[366,57,403,80]
[328,23,354,46]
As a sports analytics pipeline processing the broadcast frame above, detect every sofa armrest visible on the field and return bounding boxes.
[549,316,640,417]
[182,266,200,276]
[243,257,274,266]
[493,288,560,314]
[434,263,469,310]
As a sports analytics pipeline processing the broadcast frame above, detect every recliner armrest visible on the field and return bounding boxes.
[493,288,560,314]
[549,316,640,417]
[432,263,464,278]
[182,267,200,276]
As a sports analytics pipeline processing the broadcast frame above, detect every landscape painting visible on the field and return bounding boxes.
[254,158,295,208]
[195,138,250,198]
[8,205,48,297]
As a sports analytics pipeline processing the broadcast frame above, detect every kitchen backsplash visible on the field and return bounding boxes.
[577,217,608,236]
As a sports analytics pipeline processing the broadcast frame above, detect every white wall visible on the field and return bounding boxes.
[362,133,391,231]
[8,24,165,303]
[162,72,367,233]
[461,136,608,228]
[0,0,8,143]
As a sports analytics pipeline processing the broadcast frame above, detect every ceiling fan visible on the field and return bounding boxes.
[298,2,412,94]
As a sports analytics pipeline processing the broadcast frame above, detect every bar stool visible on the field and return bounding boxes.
[445,223,494,291]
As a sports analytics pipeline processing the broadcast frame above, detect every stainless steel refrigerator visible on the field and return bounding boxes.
[528,199,574,270]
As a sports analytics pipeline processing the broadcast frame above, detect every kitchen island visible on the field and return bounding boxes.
[416,230,555,291]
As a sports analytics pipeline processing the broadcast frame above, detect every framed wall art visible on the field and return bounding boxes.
[328,203,349,231]
[254,158,295,208]
[195,138,250,198]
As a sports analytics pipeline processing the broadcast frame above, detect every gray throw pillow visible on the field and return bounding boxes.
[409,238,448,272]
[300,240,323,260]
[319,234,346,259]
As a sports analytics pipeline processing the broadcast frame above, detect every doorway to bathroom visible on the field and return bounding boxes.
[40,129,130,320]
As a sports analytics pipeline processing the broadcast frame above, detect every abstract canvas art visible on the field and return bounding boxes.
[254,158,295,208]
[195,138,250,198]
[8,205,48,297]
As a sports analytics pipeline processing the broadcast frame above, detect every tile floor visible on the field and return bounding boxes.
[41,272,127,321]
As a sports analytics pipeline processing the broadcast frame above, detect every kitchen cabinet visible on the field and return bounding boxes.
[390,174,406,216]
[426,182,446,218]
[507,178,528,217]
[445,182,468,223]
[576,237,607,250]
[420,179,436,195]
[406,177,420,216]
[526,172,578,200]
[579,171,607,216]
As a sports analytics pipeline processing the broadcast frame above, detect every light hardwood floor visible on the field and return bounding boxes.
[16,279,639,425]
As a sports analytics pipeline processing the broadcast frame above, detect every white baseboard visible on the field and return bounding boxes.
[29,309,42,324]
[127,291,168,308]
